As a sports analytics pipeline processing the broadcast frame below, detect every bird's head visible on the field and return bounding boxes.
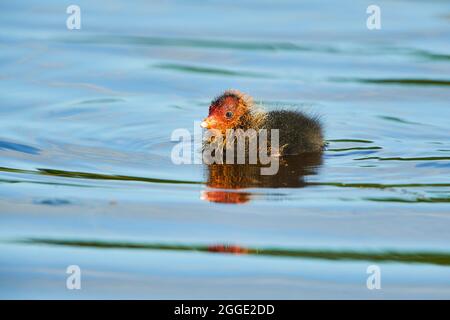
[201,90,253,132]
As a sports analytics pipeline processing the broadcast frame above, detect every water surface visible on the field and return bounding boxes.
[1,0,450,299]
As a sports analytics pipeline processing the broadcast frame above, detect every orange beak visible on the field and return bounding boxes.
[200,116,217,129]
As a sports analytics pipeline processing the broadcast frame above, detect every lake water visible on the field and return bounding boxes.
[1,0,450,299]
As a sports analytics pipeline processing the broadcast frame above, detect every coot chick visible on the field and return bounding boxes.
[201,89,324,155]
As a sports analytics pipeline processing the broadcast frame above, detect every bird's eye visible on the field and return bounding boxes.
[225,111,233,119]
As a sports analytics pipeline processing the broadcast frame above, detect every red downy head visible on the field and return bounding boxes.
[201,90,253,132]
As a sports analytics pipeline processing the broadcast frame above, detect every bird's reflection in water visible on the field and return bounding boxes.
[201,153,323,204]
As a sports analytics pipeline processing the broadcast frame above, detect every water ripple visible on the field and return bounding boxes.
[154,63,269,78]
[355,156,450,161]
[332,77,450,87]
[17,238,450,266]
[0,140,40,155]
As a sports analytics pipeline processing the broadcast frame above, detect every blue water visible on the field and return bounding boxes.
[1,0,450,299]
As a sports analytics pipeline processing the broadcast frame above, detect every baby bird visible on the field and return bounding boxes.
[201,90,324,155]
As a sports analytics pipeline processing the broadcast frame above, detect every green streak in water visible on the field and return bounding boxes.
[332,77,450,87]
[366,197,450,203]
[0,166,201,185]
[57,34,339,53]
[413,49,450,61]
[362,79,450,86]
[154,63,269,78]
[377,115,422,125]
[17,238,450,266]
[308,182,450,189]
[1,167,449,189]
[328,146,382,152]
[327,139,373,144]
[355,156,450,161]
[54,35,450,63]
